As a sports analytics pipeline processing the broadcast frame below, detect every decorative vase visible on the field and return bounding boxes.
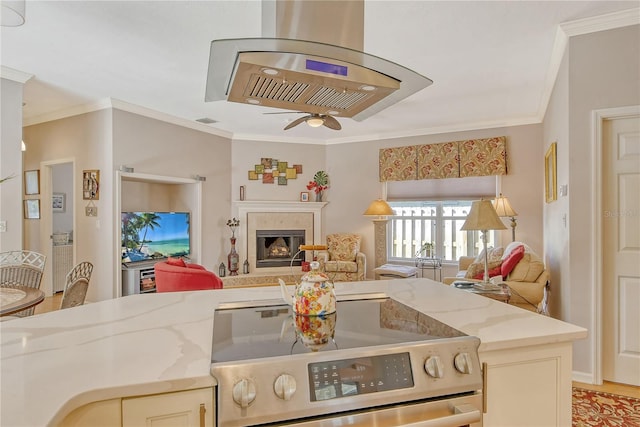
[228,237,239,276]
[315,191,323,202]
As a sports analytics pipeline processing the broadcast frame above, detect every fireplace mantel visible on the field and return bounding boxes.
[233,201,327,275]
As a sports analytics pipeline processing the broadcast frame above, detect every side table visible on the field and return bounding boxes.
[414,257,443,281]
[452,281,511,303]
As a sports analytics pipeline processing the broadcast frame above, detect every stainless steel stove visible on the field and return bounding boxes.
[210,294,483,426]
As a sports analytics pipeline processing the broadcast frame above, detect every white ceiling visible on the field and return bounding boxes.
[2,1,638,144]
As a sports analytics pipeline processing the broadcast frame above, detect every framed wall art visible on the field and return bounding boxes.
[300,192,309,202]
[52,193,66,213]
[24,199,40,219]
[83,169,100,200]
[545,142,557,203]
[24,170,40,195]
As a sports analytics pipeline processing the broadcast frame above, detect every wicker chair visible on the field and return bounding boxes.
[60,262,93,309]
[0,250,46,317]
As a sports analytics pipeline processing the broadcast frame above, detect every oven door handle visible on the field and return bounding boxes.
[398,404,481,427]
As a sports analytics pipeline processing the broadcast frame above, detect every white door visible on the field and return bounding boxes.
[602,114,640,386]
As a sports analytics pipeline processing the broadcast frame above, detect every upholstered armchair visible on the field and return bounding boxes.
[317,233,366,282]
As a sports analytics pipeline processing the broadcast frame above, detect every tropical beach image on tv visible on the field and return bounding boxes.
[121,211,190,263]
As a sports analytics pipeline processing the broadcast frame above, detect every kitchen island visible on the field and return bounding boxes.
[1,278,586,426]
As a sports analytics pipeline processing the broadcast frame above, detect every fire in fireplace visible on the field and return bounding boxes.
[256,230,305,268]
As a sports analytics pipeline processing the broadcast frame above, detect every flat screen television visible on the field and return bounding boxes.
[121,211,190,263]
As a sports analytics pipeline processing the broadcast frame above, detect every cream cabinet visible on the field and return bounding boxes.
[58,398,121,426]
[481,342,573,427]
[122,387,214,427]
[57,388,214,427]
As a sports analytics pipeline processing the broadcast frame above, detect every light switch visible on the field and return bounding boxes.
[0,220,6,232]
[559,184,568,197]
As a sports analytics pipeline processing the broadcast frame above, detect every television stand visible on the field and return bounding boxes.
[122,259,164,296]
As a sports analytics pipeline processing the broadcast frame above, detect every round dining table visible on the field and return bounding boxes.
[0,286,45,317]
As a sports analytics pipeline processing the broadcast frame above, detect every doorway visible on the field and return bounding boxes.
[595,106,640,387]
[39,159,75,297]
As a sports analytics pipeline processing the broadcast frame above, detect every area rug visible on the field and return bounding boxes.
[573,387,640,427]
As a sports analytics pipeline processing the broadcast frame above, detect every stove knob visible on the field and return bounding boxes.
[454,352,473,375]
[424,356,444,378]
[232,378,256,408]
[274,374,297,400]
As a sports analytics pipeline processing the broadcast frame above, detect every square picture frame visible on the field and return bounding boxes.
[52,193,66,213]
[24,199,40,219]
[24,170,40,195]
[545,142,557,203]
[300,192,309,202]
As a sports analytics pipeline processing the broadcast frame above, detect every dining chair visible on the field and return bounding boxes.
[0,250,46,317]
[60,261,93,309]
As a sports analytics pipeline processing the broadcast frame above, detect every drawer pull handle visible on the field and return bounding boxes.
[199,403,205,427]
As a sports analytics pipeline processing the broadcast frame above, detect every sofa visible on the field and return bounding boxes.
[443,242,549,314]
[154,258,223,292]
[317,233,366,282]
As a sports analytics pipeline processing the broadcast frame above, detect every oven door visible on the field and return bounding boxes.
[274,393,482,427]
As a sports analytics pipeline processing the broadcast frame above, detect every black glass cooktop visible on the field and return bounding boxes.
[211,295,465,363]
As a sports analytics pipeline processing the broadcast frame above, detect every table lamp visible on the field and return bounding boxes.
[493,193,518,242]
[461,200,506,290]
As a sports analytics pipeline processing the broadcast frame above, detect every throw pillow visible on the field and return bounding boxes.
[166,257,186,267]
[185,263,206,270]
[509,253,545,282]
[501,244,525,277]
[465,260,502,280]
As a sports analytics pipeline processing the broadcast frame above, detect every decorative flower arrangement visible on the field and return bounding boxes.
[307,170,329,194]
[226,217,240,238]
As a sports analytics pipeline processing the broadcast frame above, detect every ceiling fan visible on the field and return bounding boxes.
[265,112,342,131]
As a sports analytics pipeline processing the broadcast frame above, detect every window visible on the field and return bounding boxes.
[387,200,497,262]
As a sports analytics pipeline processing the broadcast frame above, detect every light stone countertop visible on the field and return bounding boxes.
[0,279,587,426]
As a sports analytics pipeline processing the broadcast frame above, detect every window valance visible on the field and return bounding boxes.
[379,136,507,182]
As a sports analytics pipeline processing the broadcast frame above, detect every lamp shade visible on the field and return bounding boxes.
[493,193,518,217]
[461,200,507,231]
[363,199,394,217]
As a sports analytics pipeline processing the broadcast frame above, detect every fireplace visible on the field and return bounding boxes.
[256,229,305,268]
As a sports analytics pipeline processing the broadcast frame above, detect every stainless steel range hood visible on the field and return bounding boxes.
[204,0,432,122]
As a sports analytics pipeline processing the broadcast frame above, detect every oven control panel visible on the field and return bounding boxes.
[211,336,482,427]
[308,352,414,401]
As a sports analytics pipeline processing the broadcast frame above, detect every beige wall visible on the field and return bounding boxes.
[23,109,113,301]
[113,109,232,273]
[0,77,25,252]
[324,124,545,279]
[543,24,640,380]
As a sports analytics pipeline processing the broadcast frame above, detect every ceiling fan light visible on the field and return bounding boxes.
[306,117,324,127]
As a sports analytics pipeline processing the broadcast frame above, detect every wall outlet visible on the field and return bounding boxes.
[0,220,6,232]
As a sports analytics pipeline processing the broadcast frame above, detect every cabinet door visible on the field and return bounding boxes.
[481,343,573,427]
[122,388,214,427]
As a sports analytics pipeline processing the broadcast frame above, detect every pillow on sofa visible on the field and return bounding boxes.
[466,260,502,280]
[166,257,186,267]
[501,244,525,277]
[186,263,206,270]
[508,253,545,282]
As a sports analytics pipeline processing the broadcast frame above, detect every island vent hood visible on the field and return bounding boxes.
[204,0,433,121]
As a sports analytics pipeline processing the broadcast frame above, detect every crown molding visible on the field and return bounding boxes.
[0,66,33,83]
[23,97,233,139]
[108,99,233,138]
[560,7,639,37]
